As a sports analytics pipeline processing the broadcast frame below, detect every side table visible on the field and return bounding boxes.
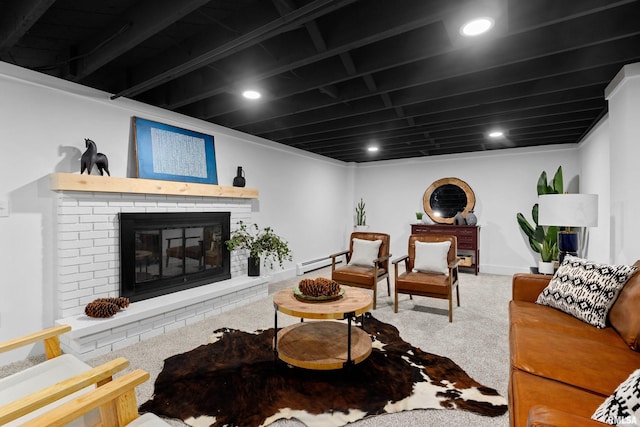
[273,286,372,370]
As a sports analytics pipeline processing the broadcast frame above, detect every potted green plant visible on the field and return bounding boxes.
[226,222,293,276]
[416,212,423,222]
[539,239,559,274]
[516,166,562,273]
[355,198,369,231]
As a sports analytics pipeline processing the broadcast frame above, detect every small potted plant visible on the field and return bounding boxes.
[415,212,423,222]
[355,198,369,231]
[538,239,558,275]
[226,222,293,276]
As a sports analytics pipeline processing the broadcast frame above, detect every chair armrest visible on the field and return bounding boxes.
[373,254,391,264]
[527,404,607,427]
[329,250,349,259]
[512,273,552,302]
[0,357,129,425]
[21,369,152,427]
[449,258,461,268]
[0,325,71,359]
[391,255,408,265]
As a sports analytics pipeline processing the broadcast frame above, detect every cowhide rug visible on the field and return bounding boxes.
[140,314,507,427]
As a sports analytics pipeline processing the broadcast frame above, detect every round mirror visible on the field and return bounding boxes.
[423,178,475,224]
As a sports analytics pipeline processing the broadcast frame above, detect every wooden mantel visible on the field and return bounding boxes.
[50,173,259,199]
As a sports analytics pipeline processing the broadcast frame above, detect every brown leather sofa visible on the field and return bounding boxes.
[509,265,640,426]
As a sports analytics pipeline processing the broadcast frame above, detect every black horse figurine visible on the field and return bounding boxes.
[81,139,110,176]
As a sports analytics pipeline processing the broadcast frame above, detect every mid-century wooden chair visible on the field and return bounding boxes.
[392,234,460,322]
[330,232,391,309]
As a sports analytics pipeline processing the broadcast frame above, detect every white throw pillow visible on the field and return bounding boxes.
[413,240,451,275]
[348,238,382,267]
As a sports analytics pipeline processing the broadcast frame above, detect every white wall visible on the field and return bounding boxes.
[0,62,350,363]
[0,60,633,364]
[353,147,579,275]
[606,63,640,264]
[577,117,611,263]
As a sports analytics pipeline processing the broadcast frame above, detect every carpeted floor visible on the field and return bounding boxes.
[1,267,512,426]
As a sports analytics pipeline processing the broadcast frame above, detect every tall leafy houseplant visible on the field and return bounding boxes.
[226,222,292,276]
[516,166,563,264]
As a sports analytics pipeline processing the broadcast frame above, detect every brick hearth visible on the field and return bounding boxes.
[51,188,266,360]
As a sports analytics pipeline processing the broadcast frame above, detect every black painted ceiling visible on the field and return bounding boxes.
[1,0,639,162]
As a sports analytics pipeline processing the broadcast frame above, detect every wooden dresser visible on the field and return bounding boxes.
[411,224,480,275]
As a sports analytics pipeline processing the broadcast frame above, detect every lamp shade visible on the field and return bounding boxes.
[538,194,599,227]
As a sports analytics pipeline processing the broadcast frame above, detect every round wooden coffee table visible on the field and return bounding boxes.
[273,286,373,370]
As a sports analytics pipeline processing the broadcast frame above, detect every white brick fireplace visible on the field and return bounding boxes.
[50,174,267,360]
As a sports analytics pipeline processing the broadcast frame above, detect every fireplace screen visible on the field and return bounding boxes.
[120,212,231,302]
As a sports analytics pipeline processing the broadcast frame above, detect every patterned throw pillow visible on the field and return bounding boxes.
[592,369,640,426]
[536,256,638,328]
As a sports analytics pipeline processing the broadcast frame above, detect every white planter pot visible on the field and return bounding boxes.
[538,261,555,275]
[354,225,369,232]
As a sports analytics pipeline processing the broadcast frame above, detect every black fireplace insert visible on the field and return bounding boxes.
[119,212,231,302]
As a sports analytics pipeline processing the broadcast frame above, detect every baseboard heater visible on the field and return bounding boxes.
[295,256,341,276]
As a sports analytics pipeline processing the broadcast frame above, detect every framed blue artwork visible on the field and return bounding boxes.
[133,117,218,185]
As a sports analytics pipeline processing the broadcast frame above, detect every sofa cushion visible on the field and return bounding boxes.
[510,369,605,427]
[592,368,640,426]
[609,261,640,351]
[348,238,382,267]
[510,323,640,396]
[528,405,610,427]
[509,300,629,349]
[413,240,450,275]
[536,256,638,328]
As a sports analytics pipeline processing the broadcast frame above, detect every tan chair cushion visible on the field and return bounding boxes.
[333,265,387,287]
[396,271,450,295]
[609,260,640,351]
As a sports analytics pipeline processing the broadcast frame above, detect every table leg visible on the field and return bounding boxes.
[273,303,279,363]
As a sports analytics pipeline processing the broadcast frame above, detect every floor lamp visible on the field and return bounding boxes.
[538,194,599,264]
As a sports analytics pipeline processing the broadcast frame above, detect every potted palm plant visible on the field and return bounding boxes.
[516,166,562,273]
[226,222,293,276]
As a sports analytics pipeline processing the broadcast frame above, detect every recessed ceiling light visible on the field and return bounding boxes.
[460,17,494,37]
[242,90,261,100]
[488,131,504,138]
[368,146,379,152]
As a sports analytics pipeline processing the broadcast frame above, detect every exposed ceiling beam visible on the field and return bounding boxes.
[157,0,465,109]
[257,86,604,142]
[197,2,640,123]
[110,0,358,100]
[0,0,56,53]
[71,0,211,81]
[235,69,612,137]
